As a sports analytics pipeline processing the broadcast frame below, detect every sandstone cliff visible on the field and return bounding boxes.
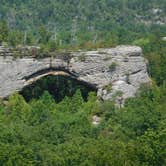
[0,45,151,104]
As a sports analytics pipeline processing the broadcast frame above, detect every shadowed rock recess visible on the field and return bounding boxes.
[0,45,151,103]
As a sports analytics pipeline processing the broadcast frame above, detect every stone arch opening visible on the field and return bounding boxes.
[20,68,97,102]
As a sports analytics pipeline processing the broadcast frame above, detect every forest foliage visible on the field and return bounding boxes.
[0,0,166,165]
[0,0,166,50]
[0,85,166,165]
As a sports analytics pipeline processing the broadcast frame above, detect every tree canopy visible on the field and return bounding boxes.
[0,85,165,165]
[0,1,166,165]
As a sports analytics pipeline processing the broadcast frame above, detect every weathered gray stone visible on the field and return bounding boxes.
[0,45,151,103]
[162,37,166,41]
[92,115,101,125]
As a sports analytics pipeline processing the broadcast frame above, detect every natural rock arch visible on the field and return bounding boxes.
[23,68,82,87]
[0,45,151,102]
[20,69,98,102]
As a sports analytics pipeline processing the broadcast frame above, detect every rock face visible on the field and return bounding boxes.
[0,45,151,103]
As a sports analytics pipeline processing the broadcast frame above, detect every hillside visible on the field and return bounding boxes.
[1,0,166,30]
[0,0,166,165]
[0,0,166,48]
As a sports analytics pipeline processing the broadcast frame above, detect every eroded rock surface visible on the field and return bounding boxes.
[0,45,151,103]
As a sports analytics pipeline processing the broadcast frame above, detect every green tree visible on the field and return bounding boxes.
[0,21,9,44]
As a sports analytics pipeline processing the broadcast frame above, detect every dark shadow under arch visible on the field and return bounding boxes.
[20,69,97,102]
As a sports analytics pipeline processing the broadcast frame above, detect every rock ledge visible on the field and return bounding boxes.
[0,45,151,104]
